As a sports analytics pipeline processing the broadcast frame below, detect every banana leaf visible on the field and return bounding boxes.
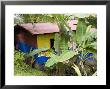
[45,51,78,67]
[26,48,49,57]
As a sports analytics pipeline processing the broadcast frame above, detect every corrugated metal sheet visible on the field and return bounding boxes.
[16,20,78,35]
[68,20,78,30]
[20,23,60,35]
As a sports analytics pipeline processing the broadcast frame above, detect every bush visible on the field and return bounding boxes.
[14,50,47,76]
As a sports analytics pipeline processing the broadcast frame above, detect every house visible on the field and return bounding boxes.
[14,23,60,53]
[14,20,78,53]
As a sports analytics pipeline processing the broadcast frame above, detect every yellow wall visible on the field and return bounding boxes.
[37,33,54,49]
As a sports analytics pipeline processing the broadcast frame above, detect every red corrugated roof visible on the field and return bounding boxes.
[17,20,78,35]
[20,23,60,35]
[68,20,78,30]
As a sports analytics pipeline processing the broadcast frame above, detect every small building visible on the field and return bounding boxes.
[14,20,78,53]
[14,23,60,53]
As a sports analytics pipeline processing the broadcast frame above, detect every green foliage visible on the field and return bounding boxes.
[52,14,71,55]
[45,16,97,76]
[54,33,61,55]
[60,32,69,51]
[85,42,97,50]
[75,18,87,46]
[14,50,25,68]
[14,14,97,76]
[73,19,97,59]
[85,15,97,28]
[14,65,47,76]
[45,53,59,67]
[14,14,56,24]
[14,50,47,76]
[45,50,78,67]
[14,14,70,25]
[26,48,49,57]
[70,21,97,76]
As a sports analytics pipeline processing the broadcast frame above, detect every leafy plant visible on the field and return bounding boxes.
[26,48,49,57]
[45,18,97,76]
[14,50,26,68]
[14,14,97,76]
[14,50,47,76]
[45,50,78,67]
[85,15,97,28]
[73,18,97,56]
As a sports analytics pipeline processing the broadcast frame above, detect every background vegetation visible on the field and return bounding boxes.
[14,14,97,76]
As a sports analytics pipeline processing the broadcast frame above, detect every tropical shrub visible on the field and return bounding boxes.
[14,50,47,76]
[45,18,97,76]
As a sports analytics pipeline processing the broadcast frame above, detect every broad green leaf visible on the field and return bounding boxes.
[86,25,92,32]
[45,54,59,67]
[58,51,78,62]
[27,48,49,57]
[85,42,97,50]
[76,19,87,45]
[45,51,78,67]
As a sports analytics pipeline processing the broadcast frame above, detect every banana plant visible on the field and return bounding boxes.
[45,19,97,67]
[45,19,97,76]
[26,48,49,57]
[72,19,97,75]
[72,18,97,57]
[45,50,78,67]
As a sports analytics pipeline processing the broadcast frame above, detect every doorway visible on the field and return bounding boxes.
[50,39,54,49]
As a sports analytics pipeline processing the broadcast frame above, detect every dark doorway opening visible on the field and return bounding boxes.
[50,39,54,49]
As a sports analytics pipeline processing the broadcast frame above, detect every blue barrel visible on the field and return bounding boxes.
[35,56,48,65]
